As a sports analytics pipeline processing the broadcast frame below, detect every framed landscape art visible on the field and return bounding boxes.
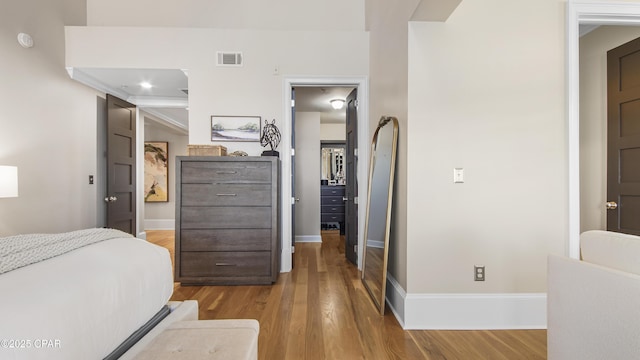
[211,115,261,142]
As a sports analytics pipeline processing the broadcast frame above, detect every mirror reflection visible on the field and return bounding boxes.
[362,116,398,315]
[321,145,346,185]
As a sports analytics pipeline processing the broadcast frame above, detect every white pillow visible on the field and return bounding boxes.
[581,230,640,276]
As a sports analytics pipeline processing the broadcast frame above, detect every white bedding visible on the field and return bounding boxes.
[0,237,173,360]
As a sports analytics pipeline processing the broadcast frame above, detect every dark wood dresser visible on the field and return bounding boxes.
[320,185,345,234]
[175,156,280,285]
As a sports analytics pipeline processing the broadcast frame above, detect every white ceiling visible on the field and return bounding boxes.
[69,68,190,132]
[294,86,355,124]
[68,68,352,133]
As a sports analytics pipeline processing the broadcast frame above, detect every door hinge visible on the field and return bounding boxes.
[291,148,295,156]
[354,196,358,204]
[354,148,358,157]
[354,245,357,253]
[291,197,296,205]
[291,99,295,107]
[354,99,359,108]
[292,245,295,253]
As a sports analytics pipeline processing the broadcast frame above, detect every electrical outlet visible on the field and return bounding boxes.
[474,265,485,281]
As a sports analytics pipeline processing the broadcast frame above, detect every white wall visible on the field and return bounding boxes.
[407,0,566,296]
[295,112,321,240]
[143,115,189,230]
[579,25,640,232]
[87,0,365,31]
[66,27,369,154]
[0,0,102,236]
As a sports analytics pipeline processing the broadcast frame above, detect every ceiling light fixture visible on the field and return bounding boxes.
[140,81,153,89]
[330,99,345,110]
[17,33,33,48]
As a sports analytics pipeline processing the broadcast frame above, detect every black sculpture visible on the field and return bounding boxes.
[260,119,281,157]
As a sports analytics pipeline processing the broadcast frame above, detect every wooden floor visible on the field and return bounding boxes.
[147,230,547,360]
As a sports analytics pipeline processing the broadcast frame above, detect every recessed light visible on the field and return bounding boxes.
[140,81,153,89]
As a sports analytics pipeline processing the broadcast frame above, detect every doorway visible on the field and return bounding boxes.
[281,77,369,272]
[292,86,355,265]
[580,29,640,236]
[569,3,640,258]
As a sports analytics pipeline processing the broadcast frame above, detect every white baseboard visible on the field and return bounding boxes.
[369,240,385,249]
[384,274,546,330]
[385,273,406,328]
[295,235,322,243]
[144,219,175,230]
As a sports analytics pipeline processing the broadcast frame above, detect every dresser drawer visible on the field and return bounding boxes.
[321,205,344,214]
[181,251,271,277]
[181,207,271,229]
[321,196,344,206]
[321,213,344,223]
[180,229,271,251]
[321,186,345,196]
[182,183,271,206]
[181,161,272,183]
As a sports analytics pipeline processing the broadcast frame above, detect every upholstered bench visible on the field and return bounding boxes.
[131,320,259,360]
[119,301,259,360]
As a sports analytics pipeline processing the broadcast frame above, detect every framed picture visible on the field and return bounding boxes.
[144,141,169,202]
[211,115,261,142]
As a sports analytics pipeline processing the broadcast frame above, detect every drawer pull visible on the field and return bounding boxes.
[216,171,237,174]
[215,263,237,266]
[216,193,237,196]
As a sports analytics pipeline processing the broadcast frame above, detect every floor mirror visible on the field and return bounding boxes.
[361,116,399,315]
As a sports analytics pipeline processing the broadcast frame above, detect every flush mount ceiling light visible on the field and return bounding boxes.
[17,33,33,48]
[330,99,345,110]
[139,81,153,89]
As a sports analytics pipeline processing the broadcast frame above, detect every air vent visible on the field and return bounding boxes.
[217,52,243,67]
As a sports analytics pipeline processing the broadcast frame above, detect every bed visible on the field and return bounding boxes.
[0,228,174,359]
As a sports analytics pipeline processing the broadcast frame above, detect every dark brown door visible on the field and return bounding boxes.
[607,38,640,236]
[106,94,137,235]
[345,89,358,264]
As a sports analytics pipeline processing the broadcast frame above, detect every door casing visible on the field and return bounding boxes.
[281,76,369,272]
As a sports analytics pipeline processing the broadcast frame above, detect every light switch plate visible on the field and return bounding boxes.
[454,168,464,183]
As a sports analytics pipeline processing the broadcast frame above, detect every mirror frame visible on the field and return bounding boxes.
[361,116,399,315]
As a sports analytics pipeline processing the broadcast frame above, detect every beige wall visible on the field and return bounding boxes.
[579,25,640,232]
[407,0,566,294]
[320,123,346,141]
[295,112,321,238]
[0,0,101,235]
[143,116,189,229]
[366,0,419,291]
